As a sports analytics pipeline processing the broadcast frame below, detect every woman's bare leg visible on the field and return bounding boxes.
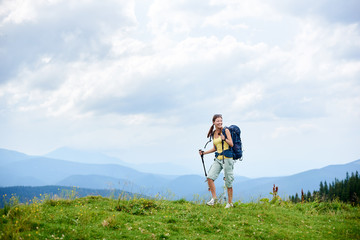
[207,178,217,199]
[227,187,233,203]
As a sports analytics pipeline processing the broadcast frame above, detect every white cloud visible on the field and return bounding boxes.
[229,82,265,111]
[0,0,359,177]
[147,0,201,36]
[271,123,317,139]
[0,0,39,25]
[207,0,278,23]
[286,20,360,81]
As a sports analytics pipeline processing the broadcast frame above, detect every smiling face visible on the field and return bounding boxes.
[213,116,223,130]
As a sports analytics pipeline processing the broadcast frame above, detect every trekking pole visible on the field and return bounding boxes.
[222,139,225,164]
[222,139,227,203]
[221,132,227,203]
[223,176,227,203]
[199,135,212,179]
[199,150,207,177]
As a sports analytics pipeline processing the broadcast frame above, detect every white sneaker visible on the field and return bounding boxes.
[206,198,216,206]
[225,203,233,209]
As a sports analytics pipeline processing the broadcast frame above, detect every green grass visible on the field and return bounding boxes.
[1,195,359,239]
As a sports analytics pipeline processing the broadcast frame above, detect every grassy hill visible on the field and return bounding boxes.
[1,194,359,239]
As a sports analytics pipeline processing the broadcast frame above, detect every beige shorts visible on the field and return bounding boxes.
[207,158,235,188]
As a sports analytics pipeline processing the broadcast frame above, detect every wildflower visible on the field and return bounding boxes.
[102,220,109,227]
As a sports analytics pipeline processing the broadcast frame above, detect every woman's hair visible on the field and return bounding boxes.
[207,114,222,138]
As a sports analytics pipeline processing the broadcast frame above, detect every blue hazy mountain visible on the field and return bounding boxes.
[0,156,174,191]
[45,147,129,165]
[0,149,177,196]
[0,148,32,166]
[56,174,145,193]
[45,147,196,175]
[0,148,359,201]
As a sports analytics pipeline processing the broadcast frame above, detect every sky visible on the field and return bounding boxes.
[0,0,359,178]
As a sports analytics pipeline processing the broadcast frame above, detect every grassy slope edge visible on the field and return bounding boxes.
[1,196,359,239]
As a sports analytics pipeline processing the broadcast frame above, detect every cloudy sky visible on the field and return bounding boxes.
[1,0,359,178]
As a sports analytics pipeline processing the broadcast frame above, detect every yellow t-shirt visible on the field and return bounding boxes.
[213,136,232,159]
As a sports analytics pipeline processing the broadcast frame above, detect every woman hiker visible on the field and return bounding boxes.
[199,114,234,209]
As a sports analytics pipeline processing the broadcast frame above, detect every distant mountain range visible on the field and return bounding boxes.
[1,148,359,202]
[45,147,196,175]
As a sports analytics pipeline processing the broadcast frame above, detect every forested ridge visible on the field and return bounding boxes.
[290,171,360,205]
[0,186,134,208]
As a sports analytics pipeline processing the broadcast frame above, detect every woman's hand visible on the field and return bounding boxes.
[199,150,204,156]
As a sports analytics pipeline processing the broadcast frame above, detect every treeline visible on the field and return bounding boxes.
[290,171,360,205]
[0,185,137,208]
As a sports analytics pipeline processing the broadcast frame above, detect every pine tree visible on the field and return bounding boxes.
[319,181,324,196]
[306,191,312,202]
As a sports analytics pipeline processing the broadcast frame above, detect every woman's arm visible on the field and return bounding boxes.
[199,145,216,156]
[223,128,233,147]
